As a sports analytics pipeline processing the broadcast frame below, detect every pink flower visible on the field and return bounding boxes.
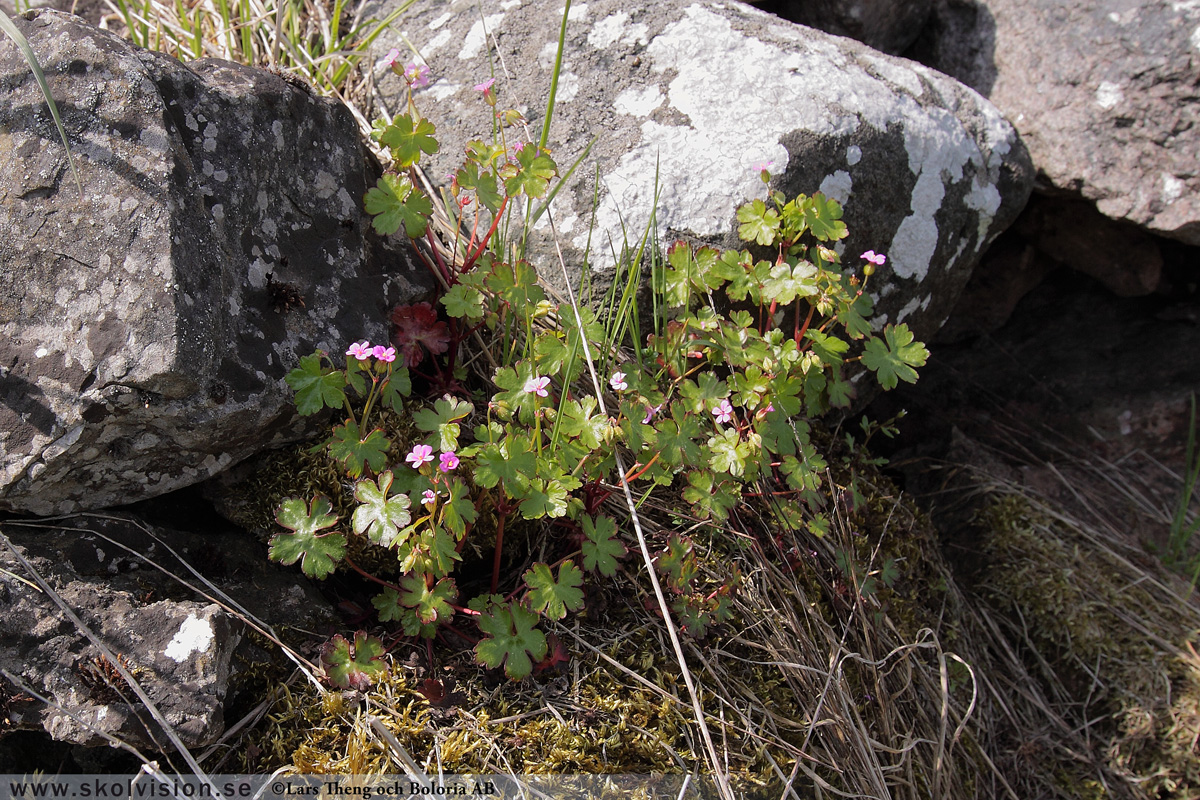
[609,372,628,391]
[751,160,774,173]
[642,403,663,425]
[406,444,434,468]
[403,62,430,89]
[524,376,550,397]
[439,451,459,472]
[860,250,886,266]
[382,48,402,71]
[713,399,734,424]
[512,141,526,154]
[422,489,436,505]
[371,345,397,363]
[473,77,496,94]
[346,340,372,360]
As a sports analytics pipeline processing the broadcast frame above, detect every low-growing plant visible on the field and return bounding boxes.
[268,58,928,685]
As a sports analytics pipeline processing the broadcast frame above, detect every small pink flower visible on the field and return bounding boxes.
[371,345,397,363]
[406,444,434,468]
[642,403,664,425]
[422,489,437,505]
[403,62,430,88]
[382,48,402,71]
[713,399,734,424]
[513,141,526,154]
[473,77,496,94]
[861,250,886,266]
[766,402,775,413]
[346,340,372,360]
[751,160,774,173]
[439,451,459,472]
[524,376,550,397]
[610,372,628,391]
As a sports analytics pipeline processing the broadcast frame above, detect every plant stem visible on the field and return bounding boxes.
[490,503,508,594]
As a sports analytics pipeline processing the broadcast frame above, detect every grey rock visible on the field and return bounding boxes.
[755,0,934,55]
[912,0,1200,245]
[368,0,1031,347]
[0,10,423,516]
[0,512,337,749]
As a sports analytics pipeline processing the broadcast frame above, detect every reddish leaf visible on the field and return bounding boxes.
[390,302,450,368]
[418,678,446,705]
[534,634,571,674]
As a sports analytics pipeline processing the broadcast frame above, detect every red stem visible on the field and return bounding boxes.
[795,303,815,345]
[342,553,403,594]
[465,195,509,269]
[490,505,508,594]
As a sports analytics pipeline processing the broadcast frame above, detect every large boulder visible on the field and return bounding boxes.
[368,0,1031,342]
[911,0,1200,245]
[0,10,421,516]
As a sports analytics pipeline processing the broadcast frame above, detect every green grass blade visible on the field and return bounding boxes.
[0,11,83,199]
[538,0,569,150]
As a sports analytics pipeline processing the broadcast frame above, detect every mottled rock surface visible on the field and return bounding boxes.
[754,0,934,55]
[368,0,1031,342]
[911,0,1200,244]
[0,11,421,515]
[0,511,336,749]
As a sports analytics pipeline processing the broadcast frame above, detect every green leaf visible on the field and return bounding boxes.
[454,160,503,212]
[321,632,386,690]
[656,535,697,592]
[472,598,548,680]
[653,407,705,468]
[365,174,432,238]
[805,329,850,365]
[801,193,848,241]
[371,587,406,622]
[352,471,412,548]
[442,478,477,538]
[500,146,558,198]
[762,260,819,305]
[379,113,439,167]
[878,558,900,589]
[708,427,752,477]
[524,560,584,621]
[329,420,390,478]
[556,396,610,450]
[398,524,461,578]
[581,515,626,576]
[518,478,572,520]
[269,496,346,579]
[486,259,546,315]
[682,471,740,522]
[442,283,486,321]
[730,365,772,410]
[490,364,545,425]
[413,394,473,452]
[679,372,728,415]
[285,353,346,415]
[380,368,411,414]
[399,575,457,624]
[736,199,781,246]
[837,291,874,340]
[861,324,929,390]
[826,368,854,408]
